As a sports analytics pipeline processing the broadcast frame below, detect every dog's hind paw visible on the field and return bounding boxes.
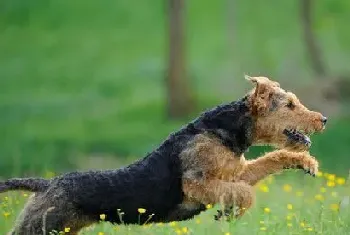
[214,209,232,221]
[214,206,241,222]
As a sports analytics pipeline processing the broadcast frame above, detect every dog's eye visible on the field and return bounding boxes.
[286,101,295,109]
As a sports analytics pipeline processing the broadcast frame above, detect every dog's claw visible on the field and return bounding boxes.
[214,210,223,221]
[300,156,318,177]
[303,168,315,177]
[214,209,234,222]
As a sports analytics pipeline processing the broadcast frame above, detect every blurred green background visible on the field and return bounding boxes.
[1,0,350,178]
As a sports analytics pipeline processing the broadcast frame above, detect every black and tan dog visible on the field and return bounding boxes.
[0,76,327,234]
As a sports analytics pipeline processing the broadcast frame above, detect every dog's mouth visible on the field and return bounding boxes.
[283,129,312,147]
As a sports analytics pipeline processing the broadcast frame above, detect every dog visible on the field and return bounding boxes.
[0,75,327,234]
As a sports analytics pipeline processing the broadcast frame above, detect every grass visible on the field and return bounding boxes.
[1,170,350,234]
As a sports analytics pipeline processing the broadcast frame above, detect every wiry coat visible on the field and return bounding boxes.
[1,97,254,234]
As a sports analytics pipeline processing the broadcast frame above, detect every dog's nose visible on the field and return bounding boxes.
[321,116,328,125]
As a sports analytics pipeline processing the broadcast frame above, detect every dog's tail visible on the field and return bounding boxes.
[0,178,50,193]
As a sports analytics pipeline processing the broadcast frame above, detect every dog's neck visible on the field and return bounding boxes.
[187,96,254,155]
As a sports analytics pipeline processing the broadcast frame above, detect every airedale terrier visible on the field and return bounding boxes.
[0,76,327,235]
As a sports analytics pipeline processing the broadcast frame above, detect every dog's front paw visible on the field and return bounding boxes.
[299,154,319,177]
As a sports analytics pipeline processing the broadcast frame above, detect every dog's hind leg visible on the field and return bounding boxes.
[8,194,47,235]
[9,193,93,235]
[183,179,254,219]
[44,207,94,235]
[239,149,319,186]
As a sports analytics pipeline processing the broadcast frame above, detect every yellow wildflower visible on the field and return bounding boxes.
[315,194,324,201]
[330,203,339,211]
[336,177,346,185]
[138,208,146,214]
[307,227,313,231]
[283,184,292,192]
[300,222,305,227]
[23,193,28,198]
[327,174,336,181]
[182,227,189,233]
[316,171,323,177]
[169,221,177,227]
[175,229,182,235]
[327,180,335,187]
[156,222,163,227]
[99,214,106,220]
[286,215,292,220]
[296,191,304,197]
[259,184,269,193]
[98,232,104,235]
[264,207,270,213]
[3,212,10,218]
[64,227,71,233]
[287,223,292,227]
[224,233,231,235]
[320,187,327,193]
[260,227,267,231]
[287,204,293,210]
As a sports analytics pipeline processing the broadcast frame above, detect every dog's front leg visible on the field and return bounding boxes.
[239,149,318,186]
[182,178,254,219]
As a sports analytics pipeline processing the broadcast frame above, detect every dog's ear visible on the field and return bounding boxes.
[245,75,275,115]
[245,75,280,88]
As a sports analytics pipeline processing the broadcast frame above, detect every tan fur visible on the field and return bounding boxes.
[180,76,325,219]
[239,149,318,186]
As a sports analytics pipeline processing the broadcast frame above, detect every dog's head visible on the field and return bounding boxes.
[246,75,327,151]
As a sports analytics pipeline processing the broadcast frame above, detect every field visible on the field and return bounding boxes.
[1,0,350,234]
[1,171,350,234]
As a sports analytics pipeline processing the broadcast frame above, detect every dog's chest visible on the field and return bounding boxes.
[180,133,246,182]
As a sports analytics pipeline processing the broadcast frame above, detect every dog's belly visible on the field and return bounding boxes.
[165,201,206,222]
[62,170,184,224]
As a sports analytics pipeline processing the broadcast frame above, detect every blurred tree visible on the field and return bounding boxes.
[300,0,350,106]
[166,0,194,119]
[300,0,327,79]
